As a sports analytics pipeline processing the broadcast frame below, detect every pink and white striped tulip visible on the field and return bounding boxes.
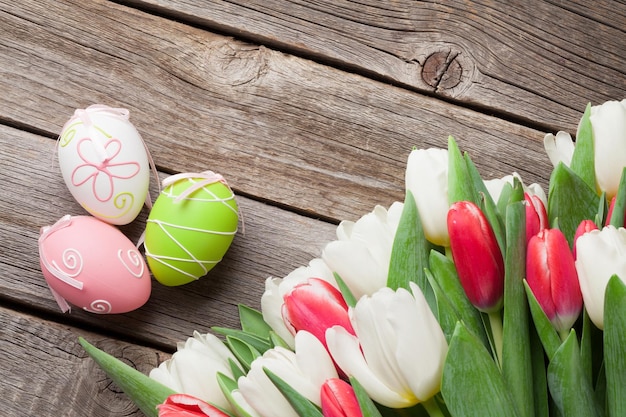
[158,394,229,417]
[321,378,363,417]
[525,192,548,244]
[526,228,583,333]
[282,278,355,349]
[447,201,505,313]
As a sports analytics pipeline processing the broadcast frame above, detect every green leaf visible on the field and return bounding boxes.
[216,372,255,417]
[569,103,596,191]
[333,272,357,308]
[228,358,246,380]
[427,251,488,348]
[425,268,459,341]
[604,275,626,417]
[524,281,561,360]
[264,368,323,417]
[447,136,478,204]
[530,322,550,417]
[594,363,607,417]
[596,193,608,227]
[269,331,292,349]
[442,322,519,417]
[238,304,273,340]
[501,201,533,417]
[225,336,262,372]
[609,168,626,228]
[212,327,271,354]
[348,376,384,417]
[387,189,436,312]
[78,337,176,417]
[496,183,514,220]
[465,153,506,256]
[547,330,601,417]
[579,310,603,388]
[547,163,600,246]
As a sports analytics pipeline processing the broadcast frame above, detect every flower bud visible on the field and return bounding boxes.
[447,201,505,312]
[525,192,548,244]
[526,229,583,332]
[573,220,598,259]
[321,379,363,417]
[405,148,450,246]
[282,278,355,349]
[588,99,626,199]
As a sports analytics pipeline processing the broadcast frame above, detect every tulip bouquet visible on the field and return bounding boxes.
[80,99,626,417]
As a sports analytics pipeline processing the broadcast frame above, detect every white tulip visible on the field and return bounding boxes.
[590,99,626,198]
[575,225,626,329]
[326,282,448,408]
[544,131,575,169]
[149,331,239,411]
[405,148,450,247]
[544,99,626,198]
[484,172,547,207]
[261,258,335,348]
[321,202,404,299]
[233,331,338,417]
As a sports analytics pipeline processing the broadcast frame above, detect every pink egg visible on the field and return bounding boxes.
[38,215,151,314]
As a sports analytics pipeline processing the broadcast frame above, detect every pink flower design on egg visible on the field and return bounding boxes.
[71,138,141,202]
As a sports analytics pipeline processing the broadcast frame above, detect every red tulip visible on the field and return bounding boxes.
[524,192,548,243]
[447,201,505,313]
[526,228,583,333]
[157,394,229,417]
[573,219,598,259]
[321,379,363,417]
[282,278,355,348]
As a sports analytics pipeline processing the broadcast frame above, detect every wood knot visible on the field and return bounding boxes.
[421,51,463,91]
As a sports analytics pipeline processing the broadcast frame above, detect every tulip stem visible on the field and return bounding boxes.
[488,311,504,368]
[422,396,446,417]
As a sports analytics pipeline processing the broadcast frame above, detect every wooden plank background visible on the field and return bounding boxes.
[0,0,624,416]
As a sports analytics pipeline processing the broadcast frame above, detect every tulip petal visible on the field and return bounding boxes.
[591,100,626,198]
[543,131,574,168]
[326,326,413,408]
[576,226,626,329]
[351,289,413,395]
[322,240,386,297]
[294,331,338,401]
[406,148,450,246]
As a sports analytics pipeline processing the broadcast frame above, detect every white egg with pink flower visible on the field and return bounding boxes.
[57,105,150,225]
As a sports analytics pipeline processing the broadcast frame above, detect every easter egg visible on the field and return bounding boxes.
[144,171,239,286]
[57,105,150,225]
[38,215,151,314]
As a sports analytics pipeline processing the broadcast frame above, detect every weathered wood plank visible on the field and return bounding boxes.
[126,0,626,131]
[1,0,553,224]
[0,125,337,347]
[0,305,166,416]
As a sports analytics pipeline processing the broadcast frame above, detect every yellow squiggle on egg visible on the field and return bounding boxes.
[60,121,112,147]
[83,192,135,219]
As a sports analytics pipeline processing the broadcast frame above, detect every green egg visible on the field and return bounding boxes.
[144,173,239,286]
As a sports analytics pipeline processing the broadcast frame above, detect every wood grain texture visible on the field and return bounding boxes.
[0,305,168,416]
[0,125,337,347]
[124,0,626,131]
[0,0,553,224]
